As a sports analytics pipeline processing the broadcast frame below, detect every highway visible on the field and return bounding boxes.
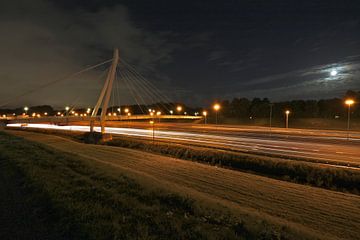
[7,123,360,167]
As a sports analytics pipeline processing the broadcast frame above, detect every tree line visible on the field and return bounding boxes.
[220,90,360,119]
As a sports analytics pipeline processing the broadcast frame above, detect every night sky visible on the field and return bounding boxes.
[1,0,360,107]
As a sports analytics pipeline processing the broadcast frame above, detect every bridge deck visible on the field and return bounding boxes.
[5,115,203,124]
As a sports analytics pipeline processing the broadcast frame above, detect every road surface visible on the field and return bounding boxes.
[6,123,360,167]
[8,130,360,240]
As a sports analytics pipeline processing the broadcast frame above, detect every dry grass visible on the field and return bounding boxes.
[8,130,360,240]
[0,131,288,240]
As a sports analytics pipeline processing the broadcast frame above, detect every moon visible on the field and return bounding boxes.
[330,70,338,76]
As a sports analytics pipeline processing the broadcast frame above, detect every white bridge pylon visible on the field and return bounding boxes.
[90,49,119,134]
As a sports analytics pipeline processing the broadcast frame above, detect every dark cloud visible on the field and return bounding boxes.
[0,0,176,107]
[1,0,360,108]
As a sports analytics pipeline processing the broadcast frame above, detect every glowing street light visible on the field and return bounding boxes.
[149,120,155,143]
[176,106,182,114]
[169,110,173,115]
[65,106,70,117]
[285,110,290,129]
[124,108,129,114]
[24,106,29,115]
[117,108,121,113]
[202,111,208,124]
[345,99,355,140]
[213,103,220,125]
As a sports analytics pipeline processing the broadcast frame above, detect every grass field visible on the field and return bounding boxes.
[9,128,360,194]
[105,136,360,194]
[4,130,360,240]
[0,131,292,240]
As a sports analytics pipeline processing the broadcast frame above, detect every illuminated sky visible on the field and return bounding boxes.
[0,0,359,107]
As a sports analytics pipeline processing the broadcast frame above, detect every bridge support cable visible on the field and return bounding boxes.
[114,72,122,115]
[120,61,174,110]
[64,68,108,118]
[119,64,172,113]
[120,67,161,112]
[122,68,170,113]
[0,59,113,108]
[120,69,146,114]
[119,60,175,111]
[122,67,153,114]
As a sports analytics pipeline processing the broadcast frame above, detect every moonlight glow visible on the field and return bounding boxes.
[330,70,338,76]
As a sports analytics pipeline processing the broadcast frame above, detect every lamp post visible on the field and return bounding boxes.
[24,106,29,115]
[149,120,155,144]
[269,103,273,135]
[213,104,220,125]
[65,106,70,125]
[345,99,355,140]
[285,110,290,129]
[202,111,208,124]
[156,111,161,123]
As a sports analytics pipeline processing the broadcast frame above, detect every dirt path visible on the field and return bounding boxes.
[9,130,360,240]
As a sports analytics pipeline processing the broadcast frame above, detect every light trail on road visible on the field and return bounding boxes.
[7,123,360,167]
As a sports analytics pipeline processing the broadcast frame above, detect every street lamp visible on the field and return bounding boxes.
[149,120,155,144]
[176,106,182,114]
[24,106,29,115]
[285,110,290,129]
[345,99,355,140]
[269,103,273,135]
[202,111,208,124]
[156,111,162,123]
[213,103,220,125]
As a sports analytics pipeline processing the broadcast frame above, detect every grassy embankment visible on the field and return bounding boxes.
[8,127,360,195]
[0,131,290,240]
[105,136,360,194]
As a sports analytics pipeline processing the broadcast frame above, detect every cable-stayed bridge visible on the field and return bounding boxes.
[1,49,203,133]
